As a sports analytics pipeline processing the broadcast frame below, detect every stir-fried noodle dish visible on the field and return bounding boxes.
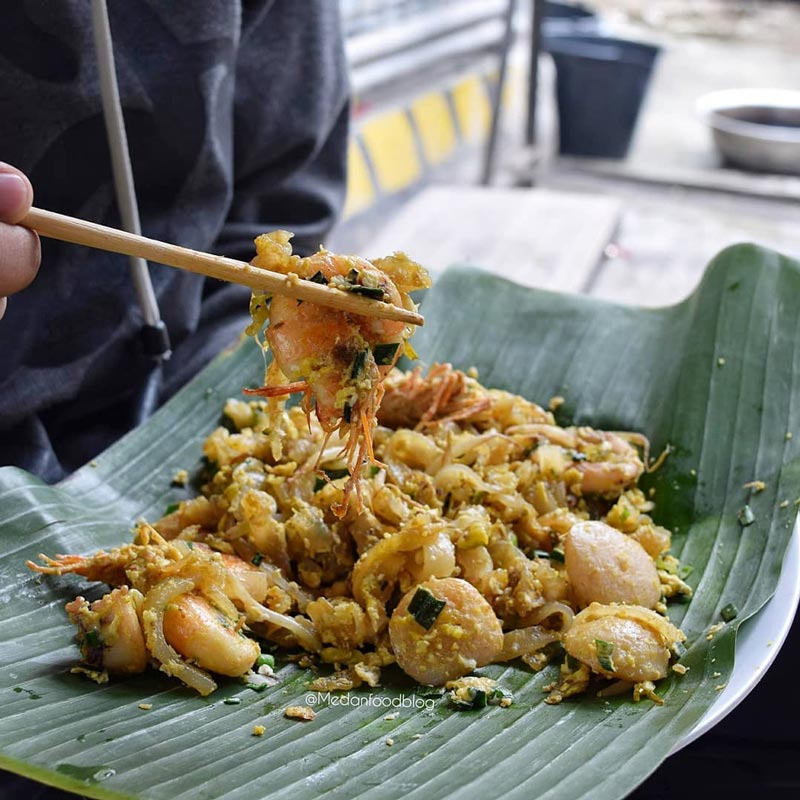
[28,232,692,708]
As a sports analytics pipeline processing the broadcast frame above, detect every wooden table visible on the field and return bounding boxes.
[362,185,620,294]
[359,182,800,310]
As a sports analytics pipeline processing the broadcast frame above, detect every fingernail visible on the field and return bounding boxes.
[0,174,28,219]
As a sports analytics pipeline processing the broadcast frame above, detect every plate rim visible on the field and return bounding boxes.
[673,513,800,752]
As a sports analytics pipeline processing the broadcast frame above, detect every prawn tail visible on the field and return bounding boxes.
[26,553,89,576]
[243,380,308,399]
[359,409,384,469]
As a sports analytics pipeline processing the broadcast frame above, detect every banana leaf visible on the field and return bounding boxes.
[1,243,798,800]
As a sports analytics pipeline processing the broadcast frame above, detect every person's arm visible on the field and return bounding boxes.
[0,162,40,320]
[215,1,350,260]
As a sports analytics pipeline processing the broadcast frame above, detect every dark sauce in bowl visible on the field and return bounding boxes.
[719,105,800,130]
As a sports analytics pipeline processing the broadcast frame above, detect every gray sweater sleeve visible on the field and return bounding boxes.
[0,0,349,481]
[216,1,350,260]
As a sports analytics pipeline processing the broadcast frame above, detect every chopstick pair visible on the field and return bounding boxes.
[20,207,423,327]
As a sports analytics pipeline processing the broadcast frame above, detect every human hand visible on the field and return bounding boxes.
[0,163,40,320]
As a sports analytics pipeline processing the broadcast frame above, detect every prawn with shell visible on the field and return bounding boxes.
[243,230,430,516]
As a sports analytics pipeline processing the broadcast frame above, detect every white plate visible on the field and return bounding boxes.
[674,514,800,752]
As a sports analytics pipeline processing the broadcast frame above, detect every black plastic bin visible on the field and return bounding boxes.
[542,1,599,36]
[544,35,661,158]
[543,2,596,22]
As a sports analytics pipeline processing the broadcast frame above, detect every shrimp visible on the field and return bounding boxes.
[63,582,259,692]
[29,526,322,672]
[351,512,445,636]
[388,577,503,685]
[563,603,684,684]
[246,231,430,516]
[65,587,148,676]
[377,363,493,430]
[161,593,261,678]
[564,521,661,609]
[29,526,269,605]
[507,423,645,495]
[406,531,456,585]
[27,535,181,592]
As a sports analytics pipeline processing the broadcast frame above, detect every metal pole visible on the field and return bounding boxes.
[525,0,544,147]
[481,0,518,186]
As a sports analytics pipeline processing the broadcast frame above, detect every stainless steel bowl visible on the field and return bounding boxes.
[697,89,800,175]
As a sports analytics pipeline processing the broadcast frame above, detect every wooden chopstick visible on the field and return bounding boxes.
[21,207,424,327]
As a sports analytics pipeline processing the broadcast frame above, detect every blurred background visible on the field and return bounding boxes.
[332,0,800,310]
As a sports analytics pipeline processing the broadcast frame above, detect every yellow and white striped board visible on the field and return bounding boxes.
[343,62,526,220]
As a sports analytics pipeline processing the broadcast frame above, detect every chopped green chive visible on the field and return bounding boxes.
[467,688,487,708]
[737,505,755,527]
[565,654,581,672]
[488,687,513,706]
[678,563,694,579]
[256,653,275,669]
[655,555,674,574]
[441,492,452,516]
[307,270,328,285]
[550,547,566,563]
[408,587,446,629]
[450,687,487,710]
[164,503,179,515]
[348,285,385,300]
[373,342,400,366]
[368,465,381,477]
[595,639,615,672]
[721,602,739,622]
[346,268,359,283]
[84,629,102,648]
[251,553,264,566]
[350,349,369,380]
[449,685,513,711]
[533,549,551,559]
[223,697,241,705]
